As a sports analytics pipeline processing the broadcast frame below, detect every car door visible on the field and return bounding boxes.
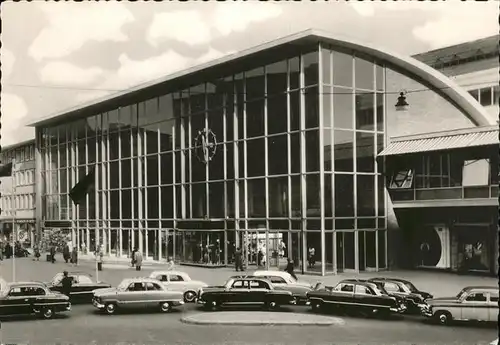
[167,274,186,292]
[4,287,32,315]
[228,280,249,304]
[333,283,355,307]
[248,280,268,304]
[144,282,163,308]
[354,285,374,309]
[487,291,499,322]
[461,292,489,321]
[122,282,147,309]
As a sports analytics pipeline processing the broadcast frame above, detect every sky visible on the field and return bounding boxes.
[1,0,498,146]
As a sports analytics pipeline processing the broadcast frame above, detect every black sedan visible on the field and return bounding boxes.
[307,279,407,318]
[368,277,433,314]
[46,272,111,303]
[197,277,296,311]
[0,282,71,319]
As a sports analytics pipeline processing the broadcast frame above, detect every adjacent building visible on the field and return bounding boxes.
[381,125,498,276]
[28,29,493,275]
[0,139,37,247]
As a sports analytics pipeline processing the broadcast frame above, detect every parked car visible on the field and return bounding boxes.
[149,270,208,303]
[420,286,498,325]
[307,279,407,317]
[368,277,433,314]
[197,276,296,310]
[92,277,185,315]
[0,282,71,319]
[46,272,112,303]
[252,270,313,305]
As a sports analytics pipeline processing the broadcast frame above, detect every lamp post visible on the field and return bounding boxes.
[11,159,16,282]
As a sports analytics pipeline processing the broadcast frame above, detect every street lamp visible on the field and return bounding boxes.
[395,91,409,111]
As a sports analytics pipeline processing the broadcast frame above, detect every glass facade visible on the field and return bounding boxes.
[36,42,476,275]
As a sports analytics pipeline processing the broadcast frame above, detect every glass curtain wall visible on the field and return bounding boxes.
[38,43,391,273]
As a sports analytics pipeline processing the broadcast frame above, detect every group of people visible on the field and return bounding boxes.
[44,243,79,266]
[0,241,27,260]
[232,246,298,280]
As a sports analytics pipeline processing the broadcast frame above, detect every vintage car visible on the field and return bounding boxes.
[252,270,313,304]
[197,277,295,310]
[92,277,185,315]
[420,286,498,325]
[307,279,407,317]
[0,282,71,319]
[368,277,433,314]
[46,271,112,303]
[149,270,208,303]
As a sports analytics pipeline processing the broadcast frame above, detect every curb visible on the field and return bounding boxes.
[180,312,345,326]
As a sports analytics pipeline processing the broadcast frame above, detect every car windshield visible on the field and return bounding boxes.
[456,288,468,299]
[117,281,130,291]
[404,282,419,293]
[51,274,63,285]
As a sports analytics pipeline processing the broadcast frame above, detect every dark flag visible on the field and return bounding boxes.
[69,168,96,205]
[0,162,13,177]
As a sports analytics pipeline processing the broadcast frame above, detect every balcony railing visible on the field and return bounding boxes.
[389,185,498,202]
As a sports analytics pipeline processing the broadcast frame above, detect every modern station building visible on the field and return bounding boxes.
[28,29,493,275]
[0,139,37,247]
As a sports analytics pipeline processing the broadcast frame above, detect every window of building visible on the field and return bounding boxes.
[389,169,414,189]
[479,87,492,106]
[462,159,489,187]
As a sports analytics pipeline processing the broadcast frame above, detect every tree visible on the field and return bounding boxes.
[39,228,68,252]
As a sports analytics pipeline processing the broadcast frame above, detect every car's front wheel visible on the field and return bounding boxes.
[311,300,323,312]
[159,302,172,313]
[265,300,278,310]
[435,310,452,325]
[104,303,117,315]
[41,307,54,319]
[184,291,197,303]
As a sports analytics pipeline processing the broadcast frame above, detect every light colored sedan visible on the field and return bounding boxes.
[92,278,184,315]
[149,270,208,303]
[421,286,498,325]
[252,270,313,304]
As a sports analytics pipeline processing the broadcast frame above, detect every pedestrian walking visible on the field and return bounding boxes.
[134,249,143,271]
[71,247,78,266]
[50,245,56,263]
[165,257,175,270]
[5,243,12,259]
[234,247,244,272]
[284,258,297,280]
[33,244,40,261]
[131,247,137,267]
[0,241,4,261]
[61,271,73,297]
[63,244,70,263]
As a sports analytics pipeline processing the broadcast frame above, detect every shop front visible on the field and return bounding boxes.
[395,207,497,276]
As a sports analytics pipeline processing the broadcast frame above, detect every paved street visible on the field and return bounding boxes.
[0,258,497,345]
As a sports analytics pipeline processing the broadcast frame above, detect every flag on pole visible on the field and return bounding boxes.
[0,162,13,177]
[69,168,96,205]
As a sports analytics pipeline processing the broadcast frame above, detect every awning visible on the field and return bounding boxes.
[379,127,498,157]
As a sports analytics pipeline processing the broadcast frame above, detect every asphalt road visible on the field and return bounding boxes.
[0,258,497,345]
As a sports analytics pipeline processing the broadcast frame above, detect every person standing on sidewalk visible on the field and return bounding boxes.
[131,247,137,267]
[71,247,78,266]
[63,244,71,264]
[234,247,244,272]
[284,258,297,280]
[134,249,143,271]
[33,244,40,261]
[50,245,56,263]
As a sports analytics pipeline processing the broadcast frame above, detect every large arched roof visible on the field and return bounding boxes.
[28,28,493,127]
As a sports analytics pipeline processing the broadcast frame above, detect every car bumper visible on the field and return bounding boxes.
[171,300,185,306]
[390,303,407,313]
[92,300,105,309]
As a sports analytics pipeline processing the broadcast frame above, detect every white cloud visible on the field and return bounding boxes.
[147,11,212,47]
[75,48,233,104]
[1,48,16,79]
[412,2,498,48]
[213,3,283,36]
[39,61,105,86]
[1,93,34,146]
[29,2,134,61]
[350,2,375,17]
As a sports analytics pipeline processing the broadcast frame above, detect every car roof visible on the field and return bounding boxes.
[464,286,499,291]
[340,279,379,287]
[228,276,272,283]
[151,271,188,277]
[254,270,289,277]
[122,277,161,284]
[369,277,412,284]
[7,282,47,288]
